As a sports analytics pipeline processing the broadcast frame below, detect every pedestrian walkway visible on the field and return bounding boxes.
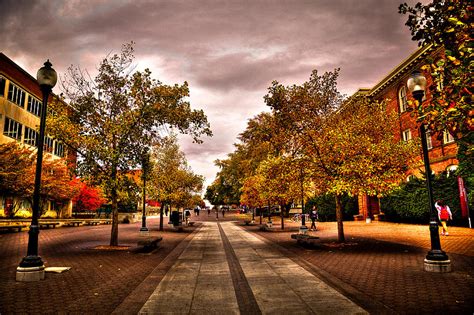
[139,222,366,314]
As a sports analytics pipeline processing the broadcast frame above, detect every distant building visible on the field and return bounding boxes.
[354,45,458,220]
[0,52,75,218]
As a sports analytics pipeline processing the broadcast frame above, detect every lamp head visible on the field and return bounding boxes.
[37,60,57,90]
[407,71,426,100]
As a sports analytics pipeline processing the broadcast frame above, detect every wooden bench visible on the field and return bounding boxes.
[100,220,112,224]
[39,222,60,229]
[137,236,163,250]
[62,220,83,227]
[291,234,320,245]
[84,220,101,226]
[0,225,27,232]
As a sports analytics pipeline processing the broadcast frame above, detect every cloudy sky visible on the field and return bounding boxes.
[1,0,423,190]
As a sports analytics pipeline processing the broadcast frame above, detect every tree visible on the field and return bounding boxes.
[206,113,279,206]
[399,0,473,177]
[47,43,211,245]
[255,156,305,229]
[0,142,80,218]
[72,181,106,212]
[266,69,418,242]
[149,135,204,230]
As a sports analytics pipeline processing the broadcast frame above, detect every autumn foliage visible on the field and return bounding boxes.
[72,181,106,212]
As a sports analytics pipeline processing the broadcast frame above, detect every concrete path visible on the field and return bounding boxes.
[139,222,366,314]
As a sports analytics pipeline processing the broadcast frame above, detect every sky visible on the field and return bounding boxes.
[1,0,423,190]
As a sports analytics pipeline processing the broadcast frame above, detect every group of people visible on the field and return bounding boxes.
[165,200,454,236]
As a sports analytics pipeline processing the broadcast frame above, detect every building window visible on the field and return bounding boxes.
[44,136,54,153]
[426,131,433,150]
[443,130,454,144]
[7,82,26,108]
[27,96,42,117]
[398,86,408,113]
[3,117,22,140]
[402,129,412,142]
[24,126,38,147]
[0,76,5,97]
[54,141,65,157]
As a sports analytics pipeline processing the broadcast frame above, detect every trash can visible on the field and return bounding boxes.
[170,211,181,226]
[299,225,309,235]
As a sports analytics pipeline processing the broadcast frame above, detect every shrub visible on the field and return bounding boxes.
[306,193,358,222]
[381,172,472,226]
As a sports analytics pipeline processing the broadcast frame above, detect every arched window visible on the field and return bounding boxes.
[406,175,416,182]
[398,86,408,113]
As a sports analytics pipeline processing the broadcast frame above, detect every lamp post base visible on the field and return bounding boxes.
[16,265,45,282]
[140,227,149,235]
[424,259,452,273]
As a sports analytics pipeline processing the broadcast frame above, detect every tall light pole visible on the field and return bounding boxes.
[17,60,57,281]
[407,71,451,272]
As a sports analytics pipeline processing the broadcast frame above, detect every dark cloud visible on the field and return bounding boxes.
[1,0,422,186]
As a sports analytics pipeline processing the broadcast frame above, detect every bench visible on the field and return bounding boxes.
[137,236,163,250]
[84,220,101,226]
[243,220,254,226]
[259,223,274,231]
[0,225,27,232]
[100,220,112,224]
[291,234,320,245]
[39,222,60,229]
[62,220,83,227]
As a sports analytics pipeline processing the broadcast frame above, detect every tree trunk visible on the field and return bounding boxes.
[159,202,165,231]
[335,194,345,243]
[280,204,284,230]
[110,167,119,246]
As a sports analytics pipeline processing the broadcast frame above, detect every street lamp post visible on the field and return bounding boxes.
[16,60,57,282]
[407,71,451,272]
[215,193,219,220]
[140,150,149,234]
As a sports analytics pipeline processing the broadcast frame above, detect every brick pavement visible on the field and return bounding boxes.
[1,212,473,314]
[0,217,192,314]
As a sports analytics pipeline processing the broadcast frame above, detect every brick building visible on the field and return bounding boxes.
[355,45,458,220]
[0,52,74,218]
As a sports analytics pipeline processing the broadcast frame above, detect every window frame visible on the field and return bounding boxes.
[402,129,412,142]
[0,75,5,97]
[398,86,408,113]
[443,130,454,144]
[27,95,42,117]
[3,116,23,140]
[7,82,26,108]
[24,126,38,147]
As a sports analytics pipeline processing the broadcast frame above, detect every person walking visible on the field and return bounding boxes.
[310,206,318,231]
[221,207,225,217]
[435,200,452,236]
